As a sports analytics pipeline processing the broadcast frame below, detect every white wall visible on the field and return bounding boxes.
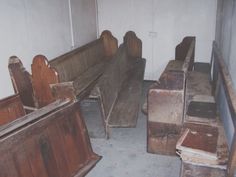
[97,0,217,80]
[0,0,97,99]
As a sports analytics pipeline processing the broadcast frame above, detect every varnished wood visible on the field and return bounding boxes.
[8,56,36,107]
[31,55,59,108]
[0,94,25,126]
[0,100,101,177]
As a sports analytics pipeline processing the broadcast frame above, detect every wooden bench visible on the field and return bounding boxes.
[91,31,146,137]
[176,41,236,177]
[147,36,195,155]
[0,99,101,177]
[30,30,117,108]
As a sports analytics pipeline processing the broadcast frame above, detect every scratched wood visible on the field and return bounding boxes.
[0,100,101,177]
[0,94,25,126]
[31,30,118,107]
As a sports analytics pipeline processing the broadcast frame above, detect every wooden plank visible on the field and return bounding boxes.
[108,59,146,127]
[0,94,25,126]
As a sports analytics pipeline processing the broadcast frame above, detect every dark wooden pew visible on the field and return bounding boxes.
[147,36,195,155]
[0,94,25,126]
[30,30,117,108]
[91,31,146,137]
[0,99,101,177]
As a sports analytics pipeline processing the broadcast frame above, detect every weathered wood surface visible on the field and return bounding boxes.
[147,36,196,155]
[92,31,145,136]
[147,121,182,156]
[0,100,101,177]
[8,56,36,108]
[31,31,118,107]
[108,59,146,127]
[181,162,226,177]
[0,94,25,126]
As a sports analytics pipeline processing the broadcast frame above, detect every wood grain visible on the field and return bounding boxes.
[0,101,101,177]
[0,94,25,126]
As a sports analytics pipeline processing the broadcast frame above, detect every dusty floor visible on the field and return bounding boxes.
[81,81,181,177]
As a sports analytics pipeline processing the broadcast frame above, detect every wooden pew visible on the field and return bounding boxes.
[91,31,146,137]
[0,94,25,126]
[0,99,101,177]
[176,42,236,177]
[147,36,195,155]
[31,30,117,108]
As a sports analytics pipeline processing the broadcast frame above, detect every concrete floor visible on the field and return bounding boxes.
[81,81,181,177]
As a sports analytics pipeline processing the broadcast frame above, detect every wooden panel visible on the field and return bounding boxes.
[176,37,195,61]
[101,30,118,58]
[108,59,146,127]
[32,55,59,108]
[0,94,25,126]
[124,31,142,58]
[8,56,35,107]
[0,101,101,177]
[148,121,182,155]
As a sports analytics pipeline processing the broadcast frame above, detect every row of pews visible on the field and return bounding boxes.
[0,31,146,176]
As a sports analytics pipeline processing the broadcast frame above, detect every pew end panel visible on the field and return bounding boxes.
[124,31,142,58]
[31,55,59,108]
[101,30,118,58]
[147,71,185,155]
[0,100,101,177]
[8,56,36,108]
